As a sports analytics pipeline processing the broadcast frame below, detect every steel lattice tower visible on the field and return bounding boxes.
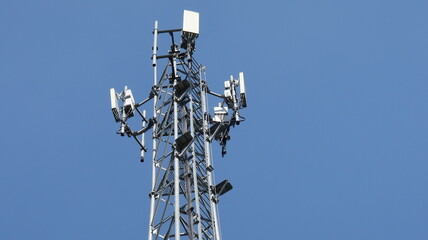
[109,11,247,240]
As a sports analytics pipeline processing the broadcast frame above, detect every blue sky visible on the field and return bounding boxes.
[1,0,428,239]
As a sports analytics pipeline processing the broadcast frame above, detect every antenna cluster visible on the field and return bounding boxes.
[109,10,247,240]
[211,72,247,156]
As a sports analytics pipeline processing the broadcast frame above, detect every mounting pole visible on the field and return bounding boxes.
[148,20,158,240]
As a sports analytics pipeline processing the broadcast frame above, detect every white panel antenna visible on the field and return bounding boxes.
[123,89,135,117]
[110,88,120,122]
[224,80,232,99]
[183,10,199,34]
[239,72,247,108]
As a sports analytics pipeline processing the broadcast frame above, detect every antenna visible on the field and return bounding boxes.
[109,10,247,240]
[239,72,247,108]
[181,10,199,54]
[110,88,120,122]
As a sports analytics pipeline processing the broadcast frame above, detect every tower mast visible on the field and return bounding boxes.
[109,10,247,240]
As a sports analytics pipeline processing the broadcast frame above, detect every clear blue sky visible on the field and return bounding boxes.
[1,0,428,239]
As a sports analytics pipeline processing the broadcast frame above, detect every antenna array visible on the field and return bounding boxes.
[109,10,247,240]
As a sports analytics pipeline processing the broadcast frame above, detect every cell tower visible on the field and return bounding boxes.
[109,10,247,240]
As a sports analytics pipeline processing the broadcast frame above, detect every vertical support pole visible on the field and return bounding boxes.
[148,20,158,240]
[181,88,194,240]
[152,21,158,67]
[189,94,203,239]
[172,54,181,240]
[141,110,146,162]
[200,67,221,240]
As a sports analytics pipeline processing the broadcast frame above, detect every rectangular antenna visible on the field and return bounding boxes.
[110,88,120,122]
[183,10,199,34]
[239,72,247,108]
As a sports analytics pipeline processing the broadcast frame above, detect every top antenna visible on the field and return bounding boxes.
[182,10,199,35]
[181,10,199,53]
